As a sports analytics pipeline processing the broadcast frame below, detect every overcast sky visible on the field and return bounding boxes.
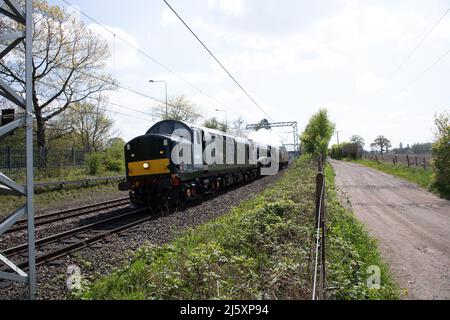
[50,0,450,150]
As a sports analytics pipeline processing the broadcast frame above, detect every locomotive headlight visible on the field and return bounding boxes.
[143,162,149,169]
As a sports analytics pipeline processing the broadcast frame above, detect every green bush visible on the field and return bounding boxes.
[330,143,362,160]
[103,139,125,173]
[330,144,343,160]
[104,158,123,172]
[432,112,450,197]
[85,153,104,175]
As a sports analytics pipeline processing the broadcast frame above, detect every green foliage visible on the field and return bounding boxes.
[300,109,335,158]
[330,143,362,160]
[80,156,398,300]
[350,135,365,148]
[431,112,450,198]
[203,117,227,132]
[370,136,392,154]
[330,144,344,160]
[85,139,125,174]
[103,139,125,173]
[85,153,104,175]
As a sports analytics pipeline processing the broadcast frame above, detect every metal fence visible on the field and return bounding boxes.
[0,147,88,171]
[364,153,432,170]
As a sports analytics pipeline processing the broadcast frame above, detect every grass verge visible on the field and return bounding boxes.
[351,159,448,200]
[78,156,399,300]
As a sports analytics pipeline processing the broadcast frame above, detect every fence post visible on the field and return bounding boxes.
[320,177,326,298]
[423,158,426,170]
[415,156,418,167]
[315,173,323,227]
[318,155,323,173]
[406,155,410,167]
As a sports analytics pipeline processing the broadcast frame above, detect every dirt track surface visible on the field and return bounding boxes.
[331,160,450,300]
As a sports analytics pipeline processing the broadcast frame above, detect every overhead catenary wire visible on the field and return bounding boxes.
[387,7,450,80]
[403,46,450,90]
[61,0,234,117]
[162,0,275,122]
[34,54,206,121]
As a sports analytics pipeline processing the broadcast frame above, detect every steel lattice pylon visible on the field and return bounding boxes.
[246,121,300,155]
[0,0,36,299]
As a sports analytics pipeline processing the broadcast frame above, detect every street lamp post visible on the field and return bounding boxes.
[149,80,168,119]
[216,109,228,132]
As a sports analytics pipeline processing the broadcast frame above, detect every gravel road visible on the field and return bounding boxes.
[331,160,450,300]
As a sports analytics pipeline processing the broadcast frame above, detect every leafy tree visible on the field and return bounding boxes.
[64,100,116,152]
[300,108,335,157]
[203,117,227,132]
[432,112,450,196]
[153,95,202,123]
[350,135,365,148]
[0,0,114,153]
[370,136,392,154]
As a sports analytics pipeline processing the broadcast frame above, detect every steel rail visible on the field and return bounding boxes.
[26,210,153,269]
[1,208,145,257]
[3,197,130,234]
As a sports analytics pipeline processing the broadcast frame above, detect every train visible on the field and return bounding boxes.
[119,120,289,209]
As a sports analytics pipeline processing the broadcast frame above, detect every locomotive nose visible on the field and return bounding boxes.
[125,135,172,177]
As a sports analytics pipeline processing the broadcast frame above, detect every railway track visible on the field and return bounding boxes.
[3,197,130,234]
[0,175,276,276]
[0,207,156,272]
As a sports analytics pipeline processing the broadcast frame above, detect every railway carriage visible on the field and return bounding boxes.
[120,120,289,209]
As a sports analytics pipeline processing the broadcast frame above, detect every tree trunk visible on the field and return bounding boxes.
[35,111,47,168]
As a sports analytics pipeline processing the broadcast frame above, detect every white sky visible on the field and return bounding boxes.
[52,0,450,150]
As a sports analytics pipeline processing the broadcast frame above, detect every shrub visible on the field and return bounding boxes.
[341,143,362,160]
[431,112,450,197]
[330,144,343,160]
[103,139,125,173]
[330,143,362,160]
[85,153,104,175]
[104,158,123,172]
